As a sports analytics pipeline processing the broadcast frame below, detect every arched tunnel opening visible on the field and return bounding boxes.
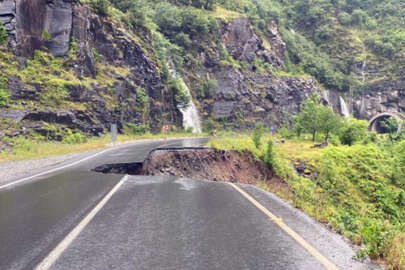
[374,116,394,134]
[369,114,402,134]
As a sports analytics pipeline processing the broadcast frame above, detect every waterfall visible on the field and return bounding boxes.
[339,96,350,117]
[167,62,202,133]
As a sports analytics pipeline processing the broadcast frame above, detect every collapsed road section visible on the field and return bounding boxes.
[92,148,274,184]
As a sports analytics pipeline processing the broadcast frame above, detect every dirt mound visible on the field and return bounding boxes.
[93,148,274,184]
[143,148,273,184]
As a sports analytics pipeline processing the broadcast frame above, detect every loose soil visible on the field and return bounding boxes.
[93,148,275,184]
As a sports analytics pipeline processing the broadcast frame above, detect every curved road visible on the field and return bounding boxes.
[0,138,380,270]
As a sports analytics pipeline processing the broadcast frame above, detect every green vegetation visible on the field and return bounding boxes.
[252,122,265,148]
[0,24,7,45]
[0,131,207,162]
[210,133,405,269]
[62,131,87,144]
[95,0,405,94]
[169,78,191,108]
[90,0,110,17]
[40,30,52,41]
[0,80,10,108]
[127,123,149,135]
[209,96,405,269]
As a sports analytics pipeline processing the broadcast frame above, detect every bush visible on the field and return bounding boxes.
[127,123,149,135]
[277,126,294,139]
[338,12,352,25]
[265,140,276,170]
[0,25,7,45]
[62,132,87,144]
[0,88,10,107]
[136,87,148,109]
[90,0,110,17]
[252,122,265,148]
[339,118,368,146]
[169,78,191,108]
[41,30,52,41]
[202,118,219,134]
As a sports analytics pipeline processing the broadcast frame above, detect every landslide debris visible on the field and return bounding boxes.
[93,148,274,184]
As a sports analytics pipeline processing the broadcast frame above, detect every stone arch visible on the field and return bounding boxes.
[368,112,404,134]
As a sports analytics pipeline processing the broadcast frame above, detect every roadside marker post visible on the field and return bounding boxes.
[111,123,117,145]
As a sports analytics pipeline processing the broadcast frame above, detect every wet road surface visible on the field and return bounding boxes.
[0,138,207,270]
[0,138,381,270]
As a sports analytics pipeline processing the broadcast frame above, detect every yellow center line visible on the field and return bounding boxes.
[228,182,339,270]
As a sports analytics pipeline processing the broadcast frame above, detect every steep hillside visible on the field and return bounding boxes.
[0,0,404,146]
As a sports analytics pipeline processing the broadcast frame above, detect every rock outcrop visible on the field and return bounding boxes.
[189,17,316,128]
[0,0,181,140]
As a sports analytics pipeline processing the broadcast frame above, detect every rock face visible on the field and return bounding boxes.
[321,87,404,120]
[0,0,17,47]
[220,18,285,68]
[190,17,316,128]
[0,0,73,57]
[0,0,180,140]
[192,17,403,127]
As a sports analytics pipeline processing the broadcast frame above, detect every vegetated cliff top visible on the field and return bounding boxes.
[107,0,405,94]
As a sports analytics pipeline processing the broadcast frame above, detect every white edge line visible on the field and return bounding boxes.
[35,175,128,270]
[0,148,113,190]
[0,137,192,191]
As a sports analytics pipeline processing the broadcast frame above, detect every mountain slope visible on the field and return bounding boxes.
[0,0,404,146]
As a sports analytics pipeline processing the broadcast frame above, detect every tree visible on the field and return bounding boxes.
[295,94,323,141]
[294,94,343,142]
[318,106,341,141]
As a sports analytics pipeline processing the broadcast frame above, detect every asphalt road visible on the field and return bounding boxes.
[0,138,381,270]
[0,138,208,270]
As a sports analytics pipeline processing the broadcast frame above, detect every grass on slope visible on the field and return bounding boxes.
[0,132,206,162]
[209,136,405,270]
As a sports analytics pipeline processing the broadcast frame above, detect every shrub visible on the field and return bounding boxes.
[41,30,52,41]
[127,123,149,135]
[169,78,191,108]
[277,126,294,139]
[90,0,110,17]
[338,12,352,25]
[0,88,10,107]
[265,140,276,170]
[136,87,148,109]
[393,140,405,187]
[339,118,368,146]
[62,132,87,144]
[202,118,219,134]
[0,25,7,45]
[252,122,265,148]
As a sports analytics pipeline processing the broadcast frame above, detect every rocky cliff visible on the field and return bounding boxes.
[0,0,181,142]
[0,0,403,144]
